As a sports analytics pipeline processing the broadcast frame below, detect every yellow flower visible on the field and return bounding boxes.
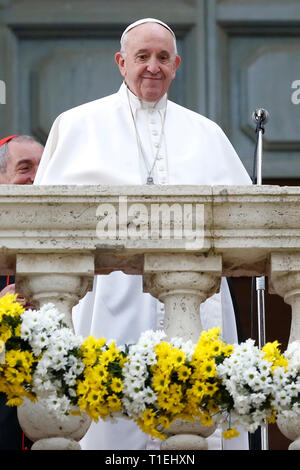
[101,342,121,364]
[262,341,288,371]
[205,382,219,396]
[199,411,213,426]
[15,324,22,337]
[190,381,205,400]
[96,404,111,419]
[177,365,191,382]
[80,336,106,366]
[223,344,234,357]
[223,427,240,440]
[207,400,220,415]
[267,408,277,424]
[155,342,172,360]
[77,396,88,411]
[69,409,82,416]
[199,360,217,379]
[4,367,25,385]
[136,416,166,440]
[6,396,23,407]
[105,341,120,361]
[158,414,171,429]
[77,380,90,396]
[0,294,25,322]
[171,349,186,368]
[152,372,170,392]
[142,409,156,426]
[94,363,109,382]
[83,336,106,350]
[111,377,123,393]
[157,392,173,411]
[107,394,122,412]
[87,390,104,406]
[169,383,183,399]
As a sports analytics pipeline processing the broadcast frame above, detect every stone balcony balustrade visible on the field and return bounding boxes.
[0,184,299,450]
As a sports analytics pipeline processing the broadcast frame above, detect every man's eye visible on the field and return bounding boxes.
[137,55,148,61]
[18,166,30,172]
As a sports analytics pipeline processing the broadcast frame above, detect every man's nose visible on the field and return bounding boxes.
[26,170,36,184]
[146,58,160,74]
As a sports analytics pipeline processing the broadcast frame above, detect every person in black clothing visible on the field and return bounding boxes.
[0,134,43,450]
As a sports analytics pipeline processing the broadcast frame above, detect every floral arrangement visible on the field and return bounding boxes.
[0,293,299,441]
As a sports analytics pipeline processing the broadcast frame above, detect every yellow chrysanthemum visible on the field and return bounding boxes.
[177,365,191,382]
[77,380,90,396]
[142,409,156,426]
[155,342,172,360]
[158,414,171,429]
[223,427,240,440]
[189,380,205,400]
[6,396,23,407]
[80,336,107,366]
[171,349,186,368]
[152,372,170,392]
[0,294,25,322]
[262,341,288,371]
[199,411,213,426]
[205,382,219,396]
[107,394,122,412]
[111,377,123,393]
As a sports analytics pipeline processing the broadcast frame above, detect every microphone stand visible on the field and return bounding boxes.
[251,108,269,450]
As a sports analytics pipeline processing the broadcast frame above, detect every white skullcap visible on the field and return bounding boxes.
[120,18,176,44]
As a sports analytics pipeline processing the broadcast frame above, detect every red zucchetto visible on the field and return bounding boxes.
[0,135,20,147]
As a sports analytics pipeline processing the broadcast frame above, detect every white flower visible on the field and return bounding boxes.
[142,386,157,405]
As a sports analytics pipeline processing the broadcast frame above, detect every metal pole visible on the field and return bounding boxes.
[252,108,269,450]
[256,275,268,450]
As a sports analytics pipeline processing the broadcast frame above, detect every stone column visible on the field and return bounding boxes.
[143,253,222,449]
[269,253,300,345]
[269,252,300,450]
[143,253,222,342]
[15,253,94,450]
[15,253,94,329]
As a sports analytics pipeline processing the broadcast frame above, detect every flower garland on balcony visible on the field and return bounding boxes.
[0,293,299,441]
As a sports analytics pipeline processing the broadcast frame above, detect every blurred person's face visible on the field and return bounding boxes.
[0,140,43,184]
[115,23,181,102]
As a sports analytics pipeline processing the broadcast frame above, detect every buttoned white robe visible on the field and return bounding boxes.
[34,83,252,450]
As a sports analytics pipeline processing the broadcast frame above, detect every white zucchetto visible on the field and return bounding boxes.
[120,18,176,45]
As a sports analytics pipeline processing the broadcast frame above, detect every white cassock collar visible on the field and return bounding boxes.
[120,81,167,117]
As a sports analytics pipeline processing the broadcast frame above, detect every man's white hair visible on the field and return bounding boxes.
[120,18,178,56]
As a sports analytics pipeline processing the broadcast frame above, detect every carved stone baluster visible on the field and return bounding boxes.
[143,253,222,449]
[269,252,300,450]
[15,253,94,450]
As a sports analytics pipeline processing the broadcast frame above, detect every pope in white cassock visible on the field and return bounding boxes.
[34,18,252,450]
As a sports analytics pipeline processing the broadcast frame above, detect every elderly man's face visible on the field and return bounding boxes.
[0,140,43,184]
[115,23,181,102]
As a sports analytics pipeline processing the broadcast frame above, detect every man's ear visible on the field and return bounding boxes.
[171,55,181,79]
[175,55,181,69]
[115,52,126,78]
